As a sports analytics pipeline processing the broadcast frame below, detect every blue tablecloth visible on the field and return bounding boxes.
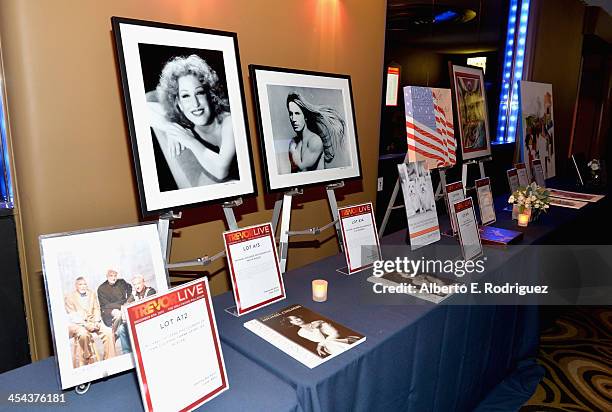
[214,193,606,411]
[0,343,300,412]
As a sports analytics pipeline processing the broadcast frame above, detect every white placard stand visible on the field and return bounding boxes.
[271,182,345,273]
[378,160,448,238]
[461,156,490,192]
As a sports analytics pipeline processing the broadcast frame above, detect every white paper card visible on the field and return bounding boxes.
[475,177,496,225]
[515,163,530,187]
[453,198,483,261]
[338,203,382,274]
[224,223,285,315]
[445,182,465,234]
[125,278,228,412]
[532,159,546,187]
[507,169,520,194]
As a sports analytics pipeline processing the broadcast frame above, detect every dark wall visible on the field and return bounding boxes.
[0,213,30,372]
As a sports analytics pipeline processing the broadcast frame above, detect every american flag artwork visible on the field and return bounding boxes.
[404,86,457,169]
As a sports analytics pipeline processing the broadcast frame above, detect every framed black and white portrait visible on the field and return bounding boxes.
[249,65,362,191]
[112,17,256,216]
[39,222,169,389]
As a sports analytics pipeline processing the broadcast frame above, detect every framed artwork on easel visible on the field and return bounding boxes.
[249,65,362,192]
[112,17,257,216]
[450,64,492,161]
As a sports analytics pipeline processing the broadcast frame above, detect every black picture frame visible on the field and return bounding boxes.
[249,64,362,192]
[112,17,257,217]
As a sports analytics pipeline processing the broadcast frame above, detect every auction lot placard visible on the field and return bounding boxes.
[338,202,382,274]
[224,223,285,315]
[125,278,228,412]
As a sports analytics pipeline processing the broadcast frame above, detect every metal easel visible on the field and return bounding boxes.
[271,182,345,273]
[461,156,490,192]
[159,199,242,271]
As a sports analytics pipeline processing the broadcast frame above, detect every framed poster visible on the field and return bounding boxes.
[125,278,228,411]
[39,223,169,389]
[223,223,285,315]
[112,17,256,216]
[404,86,457,169]
[249,65,362,191]
[519,81,556,178]
[450,65,492,161]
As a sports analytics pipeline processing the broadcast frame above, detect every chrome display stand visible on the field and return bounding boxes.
[272,182,345,273]
[461,156,490,192]
[160,199,242,271]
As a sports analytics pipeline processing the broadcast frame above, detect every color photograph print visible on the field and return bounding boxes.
[112,18,255,215]
[519,81,556,178]
[451,65,491,160]
[250,66,361,191]
[40,223,169,389]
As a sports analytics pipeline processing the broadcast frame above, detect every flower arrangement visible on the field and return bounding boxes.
[508,182,550,220]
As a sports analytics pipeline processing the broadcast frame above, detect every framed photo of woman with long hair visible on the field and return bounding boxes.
[249,65,362,191]
[112,17,256,216]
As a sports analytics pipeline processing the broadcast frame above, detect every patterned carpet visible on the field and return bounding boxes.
[521,307,612,411]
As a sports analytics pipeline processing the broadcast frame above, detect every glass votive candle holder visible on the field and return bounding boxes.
[312,279,328,302]
[517,212,530,227]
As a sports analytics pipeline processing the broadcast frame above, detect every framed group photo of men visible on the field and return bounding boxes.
[40,223,168,389]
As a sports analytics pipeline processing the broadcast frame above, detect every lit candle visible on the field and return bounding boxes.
[312,279,328,302]
[518,212,529,227]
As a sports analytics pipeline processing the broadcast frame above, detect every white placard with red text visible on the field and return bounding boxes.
[385,67,400,106]
[338,203,382,274]
[453,198,484,261]
[515,163,530,187]
[507,168,520,194]
[125,278,228,412]
[224,223,285,315]
[445,181,465,234]
[532,159,546,187]
[475,177,496,225]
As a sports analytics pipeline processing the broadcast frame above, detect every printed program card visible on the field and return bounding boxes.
[224,223,285,315]
[445,181,465,234]
[515,163,530,187]
[398,160,441,249]
[338,202,382,274]
[507,168,520,194]
[453,198,484,261]
[532,159,546,187]
[475,177,496,225]
[125,278,228,412]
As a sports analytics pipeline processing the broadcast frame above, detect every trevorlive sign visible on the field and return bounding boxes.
[128,282,206,322]
[224,224,271,244]
[339,204,372,218]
